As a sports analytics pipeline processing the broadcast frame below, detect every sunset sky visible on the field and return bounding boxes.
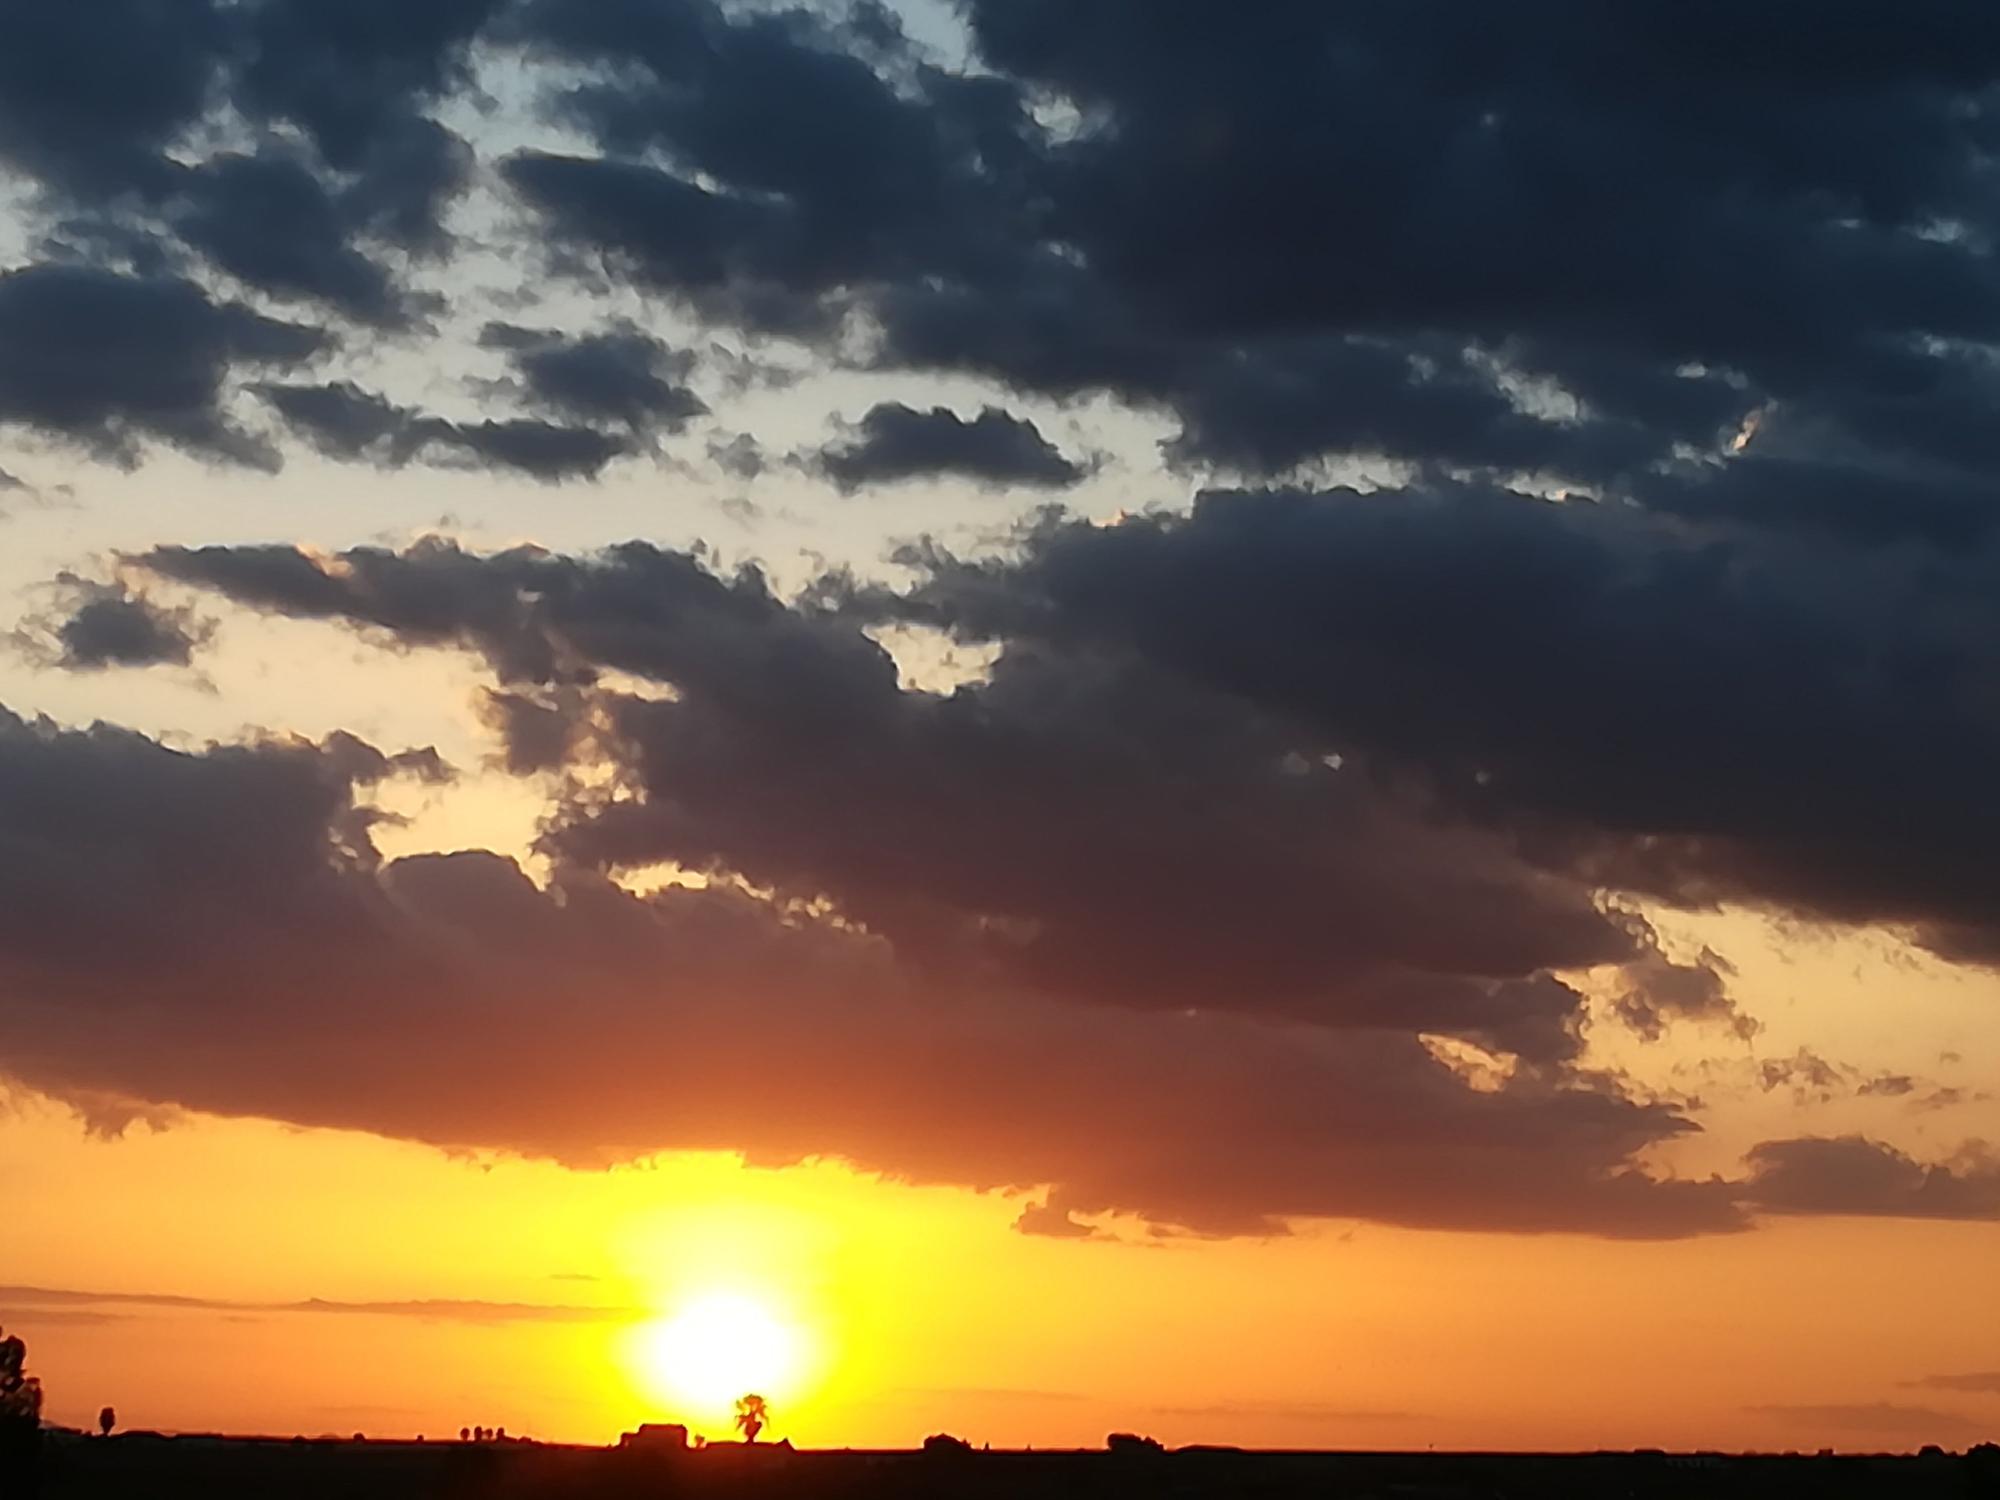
[3,0,1999,1455]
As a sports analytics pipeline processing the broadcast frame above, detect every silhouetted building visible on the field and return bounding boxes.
[618,1423,688,1453]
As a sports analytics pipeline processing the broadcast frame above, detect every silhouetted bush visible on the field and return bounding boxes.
[1107,1432,1164,1455]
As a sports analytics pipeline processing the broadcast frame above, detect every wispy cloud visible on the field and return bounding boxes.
[895,1386,1089,1405]
[1903,1372,2000,1395]
[1746,1402,1980,1436]
[1151,1401,1426,1424]
[0,1285,641,1325]
[0,1308,133,1328]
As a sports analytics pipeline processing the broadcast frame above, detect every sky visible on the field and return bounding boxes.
[2,0,1999,1455]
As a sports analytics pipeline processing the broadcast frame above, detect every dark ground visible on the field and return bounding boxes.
[11,1433,2000,1500]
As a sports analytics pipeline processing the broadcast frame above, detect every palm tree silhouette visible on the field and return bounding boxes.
[734,1394,768,1443]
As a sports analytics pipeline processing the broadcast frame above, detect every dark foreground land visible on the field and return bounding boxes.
[12,1434,2000,1500]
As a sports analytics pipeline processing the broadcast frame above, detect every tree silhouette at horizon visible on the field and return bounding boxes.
[0,1328,41,1426]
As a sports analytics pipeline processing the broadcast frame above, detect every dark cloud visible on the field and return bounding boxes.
[232,0,498,181]
[0,658,1983,1240]
[1157,337,1668,482]
[500,0,1034,336]
[478,688,583,776]
[60,595,195,674]
[256,381,634,481]
[479,321,708,434]
[0,0,487,332]
[1607,948,1748,1044]
[443,419,632,483]
[481,0,2000,522]
[317,729,454,789]
[1741,1137,2000,1221]
[255,381,413,461]
[17,578,211,671]
[885,485,2000,965]
[0,698,1757,1240]
[0,264,324,466]
[138,536,1731,1069]
[816,404,1086,491]
[944,1,2000,491]
[0,0,228,200]
[1012,1198,1102,1241]
[6,0,1998,524]
[496,150,839,338]
[167,149,417,326]
[5,0,2000,529]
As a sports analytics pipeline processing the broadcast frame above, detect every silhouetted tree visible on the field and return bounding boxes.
[923,1433,973,1456]
[98,1406,115,1437]
[1,1329,42,1500]
[734,1394,768,1443]
[460,1427,470,1442]
[0,1329,40,1426]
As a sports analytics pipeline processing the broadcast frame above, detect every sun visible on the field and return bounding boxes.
[628,1291,805,1425]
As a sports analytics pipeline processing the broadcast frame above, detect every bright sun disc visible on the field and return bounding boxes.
[632,1292,802,1422]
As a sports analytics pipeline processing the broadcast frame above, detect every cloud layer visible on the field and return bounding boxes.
[4,0,2000,1242]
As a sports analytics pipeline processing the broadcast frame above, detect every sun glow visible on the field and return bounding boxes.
[628,1291,807,1429]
